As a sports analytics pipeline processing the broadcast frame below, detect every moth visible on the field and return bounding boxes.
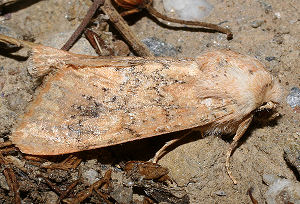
[0,34,281,183]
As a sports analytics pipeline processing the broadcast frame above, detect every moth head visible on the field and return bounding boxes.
[249,71,282,122]
[197,49,282,112]
[228,52,283,114]
[250,69,282,114]
[261,78,282,107]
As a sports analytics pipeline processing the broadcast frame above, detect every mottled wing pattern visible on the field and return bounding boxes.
[11,56,237,155]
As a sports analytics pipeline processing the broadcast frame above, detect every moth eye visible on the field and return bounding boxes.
[255,102,268,113]
[261,102,268,107]
[257,101,278,113]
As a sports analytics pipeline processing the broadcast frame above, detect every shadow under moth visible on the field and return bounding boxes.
[0,34,281,184]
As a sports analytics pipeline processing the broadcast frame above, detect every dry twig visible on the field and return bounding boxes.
[115,0,233,39]
[62,0,232,57]
[247,187,259,204]
[63,169,112,203]
[61,0,152,56]
[0,153,21,204]
[43,155,82,170]
[101,0,153,56]
[39,174,80,203]
[61,0,105,51]
[58,179,80,203]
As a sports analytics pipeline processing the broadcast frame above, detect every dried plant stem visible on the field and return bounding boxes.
[63,169,112,203]
[40,175,63,195]
[146,6,233,39]
[58,180,80,203]
[60,0,152,56]
[61,0,105,51]
[44,155,82,170]
[0,33,36,48]
[247,187,259,204]
[0,153,21,204]
[39,175,80,204]
[101,0,153,56]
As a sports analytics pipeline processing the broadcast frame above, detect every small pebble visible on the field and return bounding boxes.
[277,25,290,34]
[265,56,276,62]
[110,186,133,204]
[251,20,264,28]
[142,37,179,57]
[273,34,284,44]
[274,12,281,19]
[263,174,300,204]
[5,156,25,169]
[257,0,272,13]
[0,25,18,38]
[163,0,213,21]
[215,190,226,196]
[287,87,300,109]
[82,169,99,185]
[44,191,59,204]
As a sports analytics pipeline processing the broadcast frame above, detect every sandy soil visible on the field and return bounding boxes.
[0,0,299,203]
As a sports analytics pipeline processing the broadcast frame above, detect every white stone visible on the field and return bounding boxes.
[82,169,99,185]
[163,0,213,21]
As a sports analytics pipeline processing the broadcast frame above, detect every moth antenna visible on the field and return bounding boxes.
[225,115,253,184]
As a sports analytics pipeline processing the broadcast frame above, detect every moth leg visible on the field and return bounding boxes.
[152,130,194,163]
[226,114,253,184]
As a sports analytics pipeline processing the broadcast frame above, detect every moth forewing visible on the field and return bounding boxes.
[9,43,281,183]
[12,46,215,155]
